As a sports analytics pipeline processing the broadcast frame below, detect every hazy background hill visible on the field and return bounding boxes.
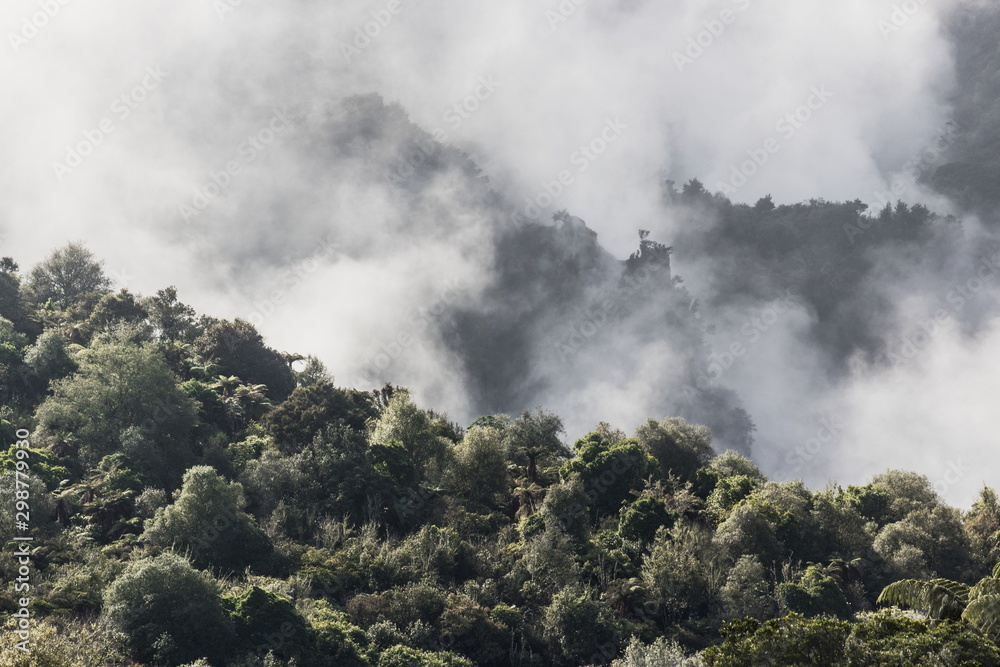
[3,0,1000,504]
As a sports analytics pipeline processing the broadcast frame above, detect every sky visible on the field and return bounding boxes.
[3,0,997,506]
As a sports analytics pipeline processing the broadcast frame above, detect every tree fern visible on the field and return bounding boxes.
[971,577,1000,601]
[877,578,969,620]
[963,594,1000,639]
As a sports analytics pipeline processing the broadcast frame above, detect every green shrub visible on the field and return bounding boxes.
[101,552,232,666]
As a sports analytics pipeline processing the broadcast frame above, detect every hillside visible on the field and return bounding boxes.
[2,243,1000,666]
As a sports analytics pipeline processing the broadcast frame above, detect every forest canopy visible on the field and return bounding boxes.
[2,242,1000,666]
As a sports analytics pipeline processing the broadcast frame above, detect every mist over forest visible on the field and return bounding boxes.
[4,0,1000,665]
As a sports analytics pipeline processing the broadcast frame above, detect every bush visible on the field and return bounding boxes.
[143,466,274,572]
[308,600,373,667]
[225,586,312,663]
[101,552,232,666]
[846,610,1000,666]
[619,496,676,542]
[776,565,852,619]
[348,584,448,630]
[542,585,620,665]
[702,614,851,667]
[611,636,706,667]
[0,617,130,667]
[376,645,474,667]
[398,526,472,583]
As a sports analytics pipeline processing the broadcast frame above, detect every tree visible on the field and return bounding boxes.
[751,481,829,564]
[560,432,655,519]
[25,242,111,308]
[964,486,1000,575]
[143,465,273,572]
[209,375,273,435]
[446,425,510,511]
[868,470,940,524]
[808,490,873,563]
[57,453,144,542]
[101,552,232,666]
[709,451,765,482]
[144,286,198,342]
[873,506,971,581]
[878,578,971,620]
[754,195,776,212]
[371,391,455,482]
[539,478,591,543]
[86,289,150,337]
[713,501,783,564]
[295,354,333,387]
[504,409,568,485]
[240,424,421,536]
[522,524,581,597]
[23,327,77,391]
[704,475,761,522]
[0,257,34,337]
[0,471,56,543]
[438,593,510,666]
[635,417,714,484]
[193,318,296,402]
[0,316,29,405]
[619,495,676,542]
[720,555,777,621]
[542,585,620,666]
[33,340,197,487]
[264,381,376,453]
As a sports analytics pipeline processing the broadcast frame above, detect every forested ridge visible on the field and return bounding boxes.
[9,0,1000,664]
[3,242,1000,667]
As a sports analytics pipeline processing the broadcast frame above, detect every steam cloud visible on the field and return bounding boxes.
[2,0,996,505]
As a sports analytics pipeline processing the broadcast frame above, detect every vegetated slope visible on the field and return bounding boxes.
[933,2,1000,216]
[667,179,1000,377]
[211,94,758,455]
[2,244,1000,666]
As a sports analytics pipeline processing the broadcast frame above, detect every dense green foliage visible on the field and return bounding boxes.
[2,243,1000,667]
